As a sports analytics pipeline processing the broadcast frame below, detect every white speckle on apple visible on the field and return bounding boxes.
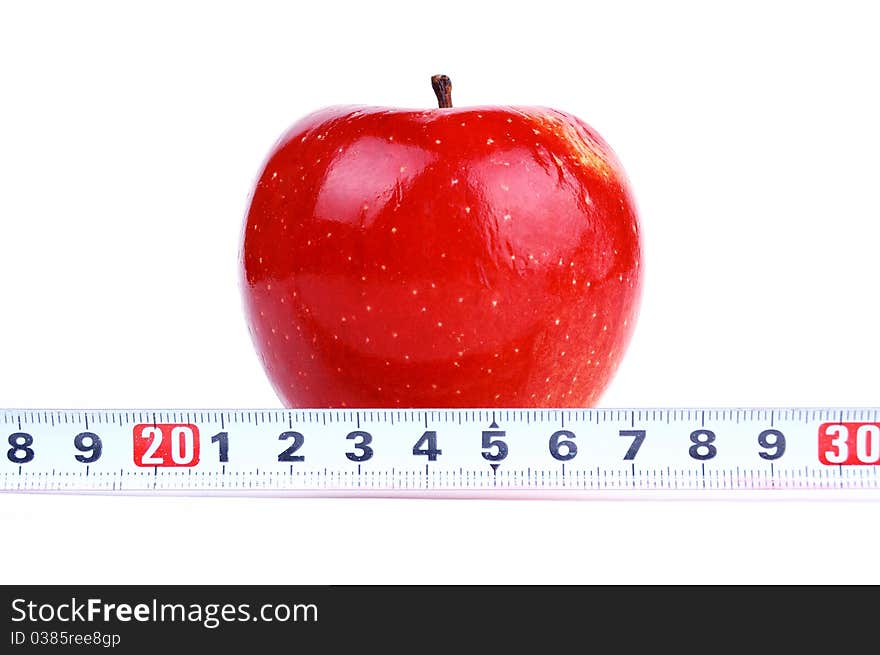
[266,284,272,291]
[326,232,332,238]
[592,312,597,319]
[451,178,459,185]
[391,227,397,233]
[618,274,624,281]
[412,289,418,295]
[565,334,570,340]
[435,139,442,144]
[500,183,509,191]
[514,348,520,353]
[341,316,347,323]
[506,118,513,123]
[458,297,464,303]
[380,265,387,271]
[421,306,427,312]
[603,324,608,331]
[464,206,471,214]
[453,361,460,367]
[365,305,372,311]
[431,384,437,389]
[365,337,370,343]
[561,351,566,357]
[399,166,407,173]
[455,390,461,395]
[486,138,494,145]
[503,213,511,221]
[554,319,560,325]
[437,321,443,327]
[392,331,398,338]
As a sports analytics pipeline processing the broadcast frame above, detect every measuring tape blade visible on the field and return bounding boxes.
[2,408,879,497]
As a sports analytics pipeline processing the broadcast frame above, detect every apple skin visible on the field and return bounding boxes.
[240,103,642,408]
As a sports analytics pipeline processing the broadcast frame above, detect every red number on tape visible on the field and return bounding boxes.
[133,423,201,467]
[818,422,880,465]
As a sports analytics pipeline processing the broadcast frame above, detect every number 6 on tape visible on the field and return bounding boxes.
[133,423,201,467]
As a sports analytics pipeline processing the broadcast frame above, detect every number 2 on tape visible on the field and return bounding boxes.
[133,423,200,467]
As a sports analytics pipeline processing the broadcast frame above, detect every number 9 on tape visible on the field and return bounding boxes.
[133,423,201,467]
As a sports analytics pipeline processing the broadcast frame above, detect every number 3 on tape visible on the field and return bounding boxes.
[133,423,200,467]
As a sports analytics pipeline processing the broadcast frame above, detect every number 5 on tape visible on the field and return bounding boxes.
[133,423,200,467]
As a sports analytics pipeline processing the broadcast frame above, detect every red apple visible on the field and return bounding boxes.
[240,75,642,408]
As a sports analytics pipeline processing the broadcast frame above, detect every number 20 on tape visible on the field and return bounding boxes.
[133,424,200,467]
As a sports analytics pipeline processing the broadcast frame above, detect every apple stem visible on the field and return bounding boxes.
[431,74,453,108]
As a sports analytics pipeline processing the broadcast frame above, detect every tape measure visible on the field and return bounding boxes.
[2,408,879,497]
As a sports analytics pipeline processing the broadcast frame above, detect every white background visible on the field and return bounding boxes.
[1,0,878,584]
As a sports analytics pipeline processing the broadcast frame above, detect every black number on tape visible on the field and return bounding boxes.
[549,430,578,461]
[346,430,374,462]
[7,432,35,464]
[758,429,786,460]
[277,431,305,462]
[211,431,229,462]
[74,431,102,463]
[481,430,508,462]
[689,429,717,460]
[413,431,442,461]
[619,430,646,460]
